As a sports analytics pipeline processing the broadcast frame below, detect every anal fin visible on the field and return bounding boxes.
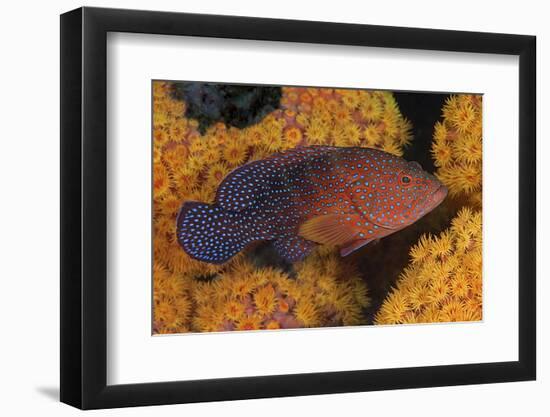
[273,235,316,263]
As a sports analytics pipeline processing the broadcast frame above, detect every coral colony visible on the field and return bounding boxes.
[432,95,482,206]
[375,208,482,324]
[152,82,482,334]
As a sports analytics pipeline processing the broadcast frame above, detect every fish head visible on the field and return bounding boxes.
[363,159,448,231]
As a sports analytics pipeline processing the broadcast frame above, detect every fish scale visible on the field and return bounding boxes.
[177,145,447,264]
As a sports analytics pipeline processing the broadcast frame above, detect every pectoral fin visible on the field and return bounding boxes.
[298,214,361,246]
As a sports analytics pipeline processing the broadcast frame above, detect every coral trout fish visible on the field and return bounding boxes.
[177,146,448,264]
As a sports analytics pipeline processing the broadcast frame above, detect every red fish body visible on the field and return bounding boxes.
[177,146,447,264]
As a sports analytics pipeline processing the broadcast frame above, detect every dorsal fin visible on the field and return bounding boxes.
[215,146,334,212]
[298,214,361,246]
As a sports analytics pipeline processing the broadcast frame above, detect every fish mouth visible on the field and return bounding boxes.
[425,184,448,211]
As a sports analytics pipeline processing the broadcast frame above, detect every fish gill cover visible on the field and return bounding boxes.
[152,81,482,334]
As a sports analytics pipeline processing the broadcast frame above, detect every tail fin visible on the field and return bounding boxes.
[176,201,249,264]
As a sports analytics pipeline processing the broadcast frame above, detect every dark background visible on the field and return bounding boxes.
[396,92,449,174]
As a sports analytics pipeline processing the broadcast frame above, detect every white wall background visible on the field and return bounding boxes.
[0,0,545,415]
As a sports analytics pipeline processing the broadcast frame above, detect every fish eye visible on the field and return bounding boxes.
[401,175,412,185]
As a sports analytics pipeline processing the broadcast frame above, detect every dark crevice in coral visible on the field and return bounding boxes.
[248,242,297,278]
[171,82,282,134]
[395,92,449,174]
[193,273,219,282]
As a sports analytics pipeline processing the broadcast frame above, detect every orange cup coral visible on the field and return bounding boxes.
[374,207,482,325]
[432,95,482,207]
[189,248,371,332]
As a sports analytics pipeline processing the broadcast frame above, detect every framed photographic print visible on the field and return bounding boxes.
[60,6,536,409]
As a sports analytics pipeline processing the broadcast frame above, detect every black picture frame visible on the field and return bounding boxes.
[60,6,536,410]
